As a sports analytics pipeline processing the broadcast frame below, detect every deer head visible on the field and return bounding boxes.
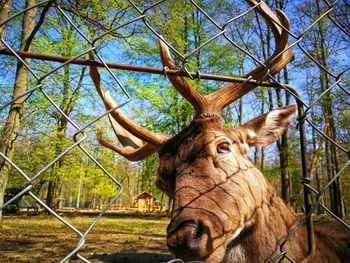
[89,1,297,262]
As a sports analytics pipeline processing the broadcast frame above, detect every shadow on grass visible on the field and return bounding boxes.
[89,252,174,263]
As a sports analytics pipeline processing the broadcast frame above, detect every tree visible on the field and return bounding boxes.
[0,0,38,225]
[0,0,14,44]
[294,0,347,217]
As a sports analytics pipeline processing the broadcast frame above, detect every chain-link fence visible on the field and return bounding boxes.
[0,0,349,262]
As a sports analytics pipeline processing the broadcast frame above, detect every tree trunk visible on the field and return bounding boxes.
[76,170,83,209]
[0,0,13,48]
[0,0,36,225]
[271,0,292,207]
[260,90,265,169]
[45,64,86,209]
[45,120,67,209]
[255,9,271,170]
[238,66,244,126]
[44,19,86,209]
[315,0,343,218]
[275,67,291,206]
[309,123,325,214]
[0,0,14,225]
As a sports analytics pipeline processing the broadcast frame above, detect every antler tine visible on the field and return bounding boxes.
[207,0,294,113]
[97,127,158,161]
[158,39,210,115]
[89,52,170,147]
[108,114,144,149]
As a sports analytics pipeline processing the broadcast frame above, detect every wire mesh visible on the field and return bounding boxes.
[0,0,349,262]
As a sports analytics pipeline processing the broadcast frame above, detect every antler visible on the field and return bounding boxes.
[90,1,293,161]
[89,52,169,161]
[159,40,209,115]
[96,126,159,161]
[159,0,293,116]
[207,1,293,112]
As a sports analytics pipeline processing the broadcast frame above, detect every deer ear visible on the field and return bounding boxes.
[237,104,297,147]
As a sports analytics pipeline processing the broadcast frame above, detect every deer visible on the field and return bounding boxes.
[88,1,350,262]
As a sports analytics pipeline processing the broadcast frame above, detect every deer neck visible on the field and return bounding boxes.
[225,180,308,263]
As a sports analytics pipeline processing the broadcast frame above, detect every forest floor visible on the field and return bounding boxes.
[0,212,173,262]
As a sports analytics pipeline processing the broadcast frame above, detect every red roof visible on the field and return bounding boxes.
[135,192,153,200]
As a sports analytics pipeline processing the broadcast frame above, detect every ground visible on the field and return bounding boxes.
[0,212,173,262]
[1,213,348,262]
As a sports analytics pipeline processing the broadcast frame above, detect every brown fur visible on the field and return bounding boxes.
[157,112,350,263]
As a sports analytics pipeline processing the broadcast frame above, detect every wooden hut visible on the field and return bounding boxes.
[133,192,154,213]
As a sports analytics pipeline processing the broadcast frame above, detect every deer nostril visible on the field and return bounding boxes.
[167,239,177,250]
[194,221,204,238]
[167,220,204,253]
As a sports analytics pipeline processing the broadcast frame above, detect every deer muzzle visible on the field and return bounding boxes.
[167,220,207,260]
[167,209,224,261]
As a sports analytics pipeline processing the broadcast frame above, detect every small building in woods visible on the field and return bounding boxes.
[4,188,40,213]
[133,192,154,213]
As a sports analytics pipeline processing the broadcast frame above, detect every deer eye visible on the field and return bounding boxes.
[217,142,231,154]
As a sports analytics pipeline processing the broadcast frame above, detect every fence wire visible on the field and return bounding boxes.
[0,0,349,262]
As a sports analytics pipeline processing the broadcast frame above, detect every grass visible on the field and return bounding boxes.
[0,212,172,262]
